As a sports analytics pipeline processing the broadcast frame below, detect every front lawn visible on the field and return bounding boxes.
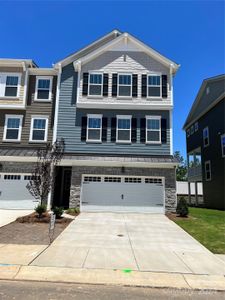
[172,207,225,254]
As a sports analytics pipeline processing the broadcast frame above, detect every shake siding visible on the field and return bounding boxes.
[57,63,170,156]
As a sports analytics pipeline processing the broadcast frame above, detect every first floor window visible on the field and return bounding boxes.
[118,74,132,97]
[116,116,131,142]
[35,77,52,100]
[30,117,48,142]
[3,115,23,141]
[146,116,161,143]
[205,161,211,181]
[88,73,103,96]
[87,114,102,142]
[148,75,161,97]
[221,134,225,157]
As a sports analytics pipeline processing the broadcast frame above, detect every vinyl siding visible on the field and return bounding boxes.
[57,63,171,156]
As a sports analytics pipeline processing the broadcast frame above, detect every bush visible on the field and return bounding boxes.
[176,197,189,217]
[66,207,80,216]
[35,204,47,218]
[52,206,64,219]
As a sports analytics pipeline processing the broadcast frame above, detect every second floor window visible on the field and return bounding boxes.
[30,117,48,142]
[148,75,161,97]
[87,114,102,142]
[203,127,209,147]
[0,74,20,97]
[118,74,132,97]
[146,116,161,143]
[3,115,23,141]
[116,116,131,143]
[88,74,103,96]
[35,77,52,101]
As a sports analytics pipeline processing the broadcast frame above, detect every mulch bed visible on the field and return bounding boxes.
[166,212,191,221]
[0,212,73,245]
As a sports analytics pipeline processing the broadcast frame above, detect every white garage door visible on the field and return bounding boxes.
[0,173,38,209]
[81,175,165,213]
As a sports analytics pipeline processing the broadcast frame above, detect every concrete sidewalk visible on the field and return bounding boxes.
[0,265,225,291]
[0,209,33,227]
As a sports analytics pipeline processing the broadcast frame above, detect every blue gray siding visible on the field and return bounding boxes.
[57,63,171,156]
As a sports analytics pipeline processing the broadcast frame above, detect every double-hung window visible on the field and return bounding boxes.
[35,77,52,101]
[148,75,161,97]
[146,116,161,143]
[221,134,225,157]
[87,114,102,142]
[30,116,48,142]
[88,73,103,96]
[0,74,20,97]
[116,116,131,143]
[118,74,132,97]
[205,161,211,181]
[203,127,209,147]
[3,115,23,142]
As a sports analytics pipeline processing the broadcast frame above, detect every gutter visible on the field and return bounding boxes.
[52,63,62,143]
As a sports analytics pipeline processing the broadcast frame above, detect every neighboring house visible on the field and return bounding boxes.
[0,59,57,209]
[53,30,180,213]
[183,75,225,210]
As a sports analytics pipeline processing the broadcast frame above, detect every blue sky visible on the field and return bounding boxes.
[0,1,224,157]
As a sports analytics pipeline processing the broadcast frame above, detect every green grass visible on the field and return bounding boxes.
[173,207,225,254]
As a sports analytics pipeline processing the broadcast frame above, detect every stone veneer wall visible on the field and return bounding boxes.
[69,166,177,213]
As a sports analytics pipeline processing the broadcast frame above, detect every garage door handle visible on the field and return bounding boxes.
[121,194,124,200]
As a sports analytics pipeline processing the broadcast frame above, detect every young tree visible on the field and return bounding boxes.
[174,151,188,181]
[27,139,65,206]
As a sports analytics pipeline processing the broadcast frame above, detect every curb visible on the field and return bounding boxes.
[0,265,225,291]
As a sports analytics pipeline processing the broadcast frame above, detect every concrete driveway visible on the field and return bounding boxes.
[32,213,225,275]
[0,209,33,227]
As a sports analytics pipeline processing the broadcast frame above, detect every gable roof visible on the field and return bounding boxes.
[55,29,180,74]
[183,74,225,130]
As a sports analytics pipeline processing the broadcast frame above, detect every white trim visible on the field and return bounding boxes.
[116,115,132,143]
[204,160,211,181]
[34,76,53,101]
[76,102,173,110]
[29,68,57,76]
[169,110,173,155]
[117,73,132,98]
[29,115,49,143]
[23,68,29,106]
[147,73,162,99]
[53,65,61,142]
[3,114,23,142]
[0,73,21,98]
[145,115,161,144]
[203,126,209,147]
[221,134,225,158]
[86,114,103,143]
[88,72,103,97]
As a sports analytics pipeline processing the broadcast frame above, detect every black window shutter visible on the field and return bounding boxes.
[132,74,138,97]
[102,117,108,142]
[82,73,89,96]
[131,118,137,143]
[112,74,118,97]
[141,75,147,98]
[161,118,167,143]
[140,118,146,143]
[162,75,168,98]
[103,74,109,97]
[111,118,117,142]
[81,116,87,141]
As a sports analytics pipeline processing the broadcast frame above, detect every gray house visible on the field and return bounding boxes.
[183,75,225,210]
[53,30,180,213]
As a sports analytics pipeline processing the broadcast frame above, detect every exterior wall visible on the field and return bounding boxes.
[0,66,26,106]
[69,166,176,213]
[0,75,57,148]
[186,99,225,210]
[57,63,171,156]
[1,161,36,173]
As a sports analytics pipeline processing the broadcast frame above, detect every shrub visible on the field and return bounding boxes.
[176,197,189,217]
[66,207,80,216]
[52,206,64,219]
[35,204,47,218]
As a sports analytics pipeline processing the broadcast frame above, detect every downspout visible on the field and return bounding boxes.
[22,62,29,108]
[170,64,174,156]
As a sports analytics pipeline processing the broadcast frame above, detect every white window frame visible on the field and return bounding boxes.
[29,115,49,143]
[116,115,132,143]
[3,114,23,142]
[203,126,209,147]
[86,114,102,143]
[146,115,161,144]
[34,76,53,101]
[117,73,132,98]
[0,73,21,98]
[88,72,103,97]
[221,134,225,158]
[147,74,162,98]
[204,160,211,181]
